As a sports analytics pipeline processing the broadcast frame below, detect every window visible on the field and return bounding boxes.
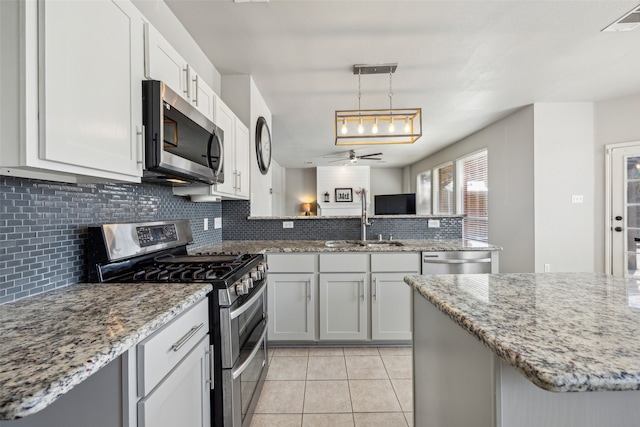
[416,170,432,214]
[456,150,488,241]
[433,162,454,214]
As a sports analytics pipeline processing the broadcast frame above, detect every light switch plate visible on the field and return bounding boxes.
[214,217,222,229]
[283,221,294,229]
[428,219,441,228]
[571,195,584,204]
[203,218,209,231]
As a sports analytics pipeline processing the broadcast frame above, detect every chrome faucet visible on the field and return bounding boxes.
[361,188,373,241]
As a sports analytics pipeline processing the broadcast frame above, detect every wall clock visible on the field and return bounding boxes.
[255,116,271,175]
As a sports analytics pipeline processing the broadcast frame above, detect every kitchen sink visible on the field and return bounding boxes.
[324,240,404,248]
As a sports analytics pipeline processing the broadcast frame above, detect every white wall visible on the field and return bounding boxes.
[221,75,273,217]
[371,168,403,196]
[410,106,535,273]
[284,168,317,215]
[131,0,220,93]
[533,103,594,273]
[594,93,640,272]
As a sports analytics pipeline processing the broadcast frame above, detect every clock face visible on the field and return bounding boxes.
[256,116,271,175]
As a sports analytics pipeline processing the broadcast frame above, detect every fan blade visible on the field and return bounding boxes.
[357,152,383,159]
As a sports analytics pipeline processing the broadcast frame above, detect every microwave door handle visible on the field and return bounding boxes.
[214,131,224,179]
[207,133,224,181]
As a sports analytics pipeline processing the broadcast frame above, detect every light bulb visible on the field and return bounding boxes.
[341,118,348,135]
[358,118,364,134]
[404,117,411,133]
[372,118,378,134]
[388,119,395,133]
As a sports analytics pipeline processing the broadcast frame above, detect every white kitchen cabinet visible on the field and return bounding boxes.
[267,254,317,342]
[268,273,317,341]
[137,297,211,427]
[144,24,215,122]
[137,336,210,427]
[214,97,250,199]
[0,0,144,183]
[319,272,369,341]
[370,253,420,341]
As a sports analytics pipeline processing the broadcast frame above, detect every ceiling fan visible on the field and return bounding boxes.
[325,150,383,165]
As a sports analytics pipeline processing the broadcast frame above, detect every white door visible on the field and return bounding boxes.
[319,273,368,340]
[267,273,316,341]
[371,273,412,341]
[607,143,640,277]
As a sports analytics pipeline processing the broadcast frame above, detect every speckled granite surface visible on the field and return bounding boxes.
[0,282,212,420]
[405,272,640,393]
[193,239,501,254]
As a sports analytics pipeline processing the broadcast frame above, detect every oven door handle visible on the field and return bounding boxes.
[232,319,268,380]
[229,280,266,320]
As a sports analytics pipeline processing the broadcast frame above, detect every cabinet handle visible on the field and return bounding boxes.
[192,74,199,106]
[183,67,190,97]
[307,280,312,303]
[373,277,378,301]
[171,323,204,352]
[206,344,215,390]
[360,280,364,302]
[136,126,144,165]
[237,171,242,192]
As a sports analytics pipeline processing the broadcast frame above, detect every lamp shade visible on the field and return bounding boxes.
[302,203,312,215]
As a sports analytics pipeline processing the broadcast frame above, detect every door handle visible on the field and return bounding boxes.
[307,280,311,303]
[373,277,378,301]
[615,227,623,232]
[360,280,364,302]
[615,216,623,221]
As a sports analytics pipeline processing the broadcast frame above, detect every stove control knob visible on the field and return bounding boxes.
[243,277,254,289]
[251,270,260,281]
[257,263,267,273]
[235,281,249,296]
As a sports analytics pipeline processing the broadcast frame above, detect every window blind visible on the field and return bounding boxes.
[457,150,488,241]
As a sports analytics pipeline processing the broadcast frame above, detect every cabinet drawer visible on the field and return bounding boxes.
[319,253,368,272]
[137,297,209,396]
[371,253,420,272]
[268,253,316,273]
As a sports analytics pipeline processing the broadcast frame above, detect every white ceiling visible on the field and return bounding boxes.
[164,0,640,169]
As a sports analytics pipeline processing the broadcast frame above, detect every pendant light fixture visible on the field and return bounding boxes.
[335,63,422,146]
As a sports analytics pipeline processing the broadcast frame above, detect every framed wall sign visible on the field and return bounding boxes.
[335,188,353,202]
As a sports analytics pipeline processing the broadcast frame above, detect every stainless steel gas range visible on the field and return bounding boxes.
[86,220,268,427]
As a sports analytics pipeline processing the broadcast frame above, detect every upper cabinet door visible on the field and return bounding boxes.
[40,0,143,178]
[189,66,215,121]
[214,97,236,195]
[144,23,189,99]
[234,120,250,198]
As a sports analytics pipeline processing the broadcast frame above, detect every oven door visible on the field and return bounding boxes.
[219,279,267,369]
[222,319,268,427]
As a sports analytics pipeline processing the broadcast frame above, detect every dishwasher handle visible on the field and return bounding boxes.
[422,257,492,264]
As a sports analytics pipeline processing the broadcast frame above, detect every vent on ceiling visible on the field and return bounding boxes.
[602,5,640,32]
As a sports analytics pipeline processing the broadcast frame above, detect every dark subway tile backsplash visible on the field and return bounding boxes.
[0,176,221,303]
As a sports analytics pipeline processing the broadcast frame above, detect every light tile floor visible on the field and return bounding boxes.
[251,347,413,427]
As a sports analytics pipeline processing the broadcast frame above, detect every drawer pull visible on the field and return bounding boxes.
[171,323,204,352]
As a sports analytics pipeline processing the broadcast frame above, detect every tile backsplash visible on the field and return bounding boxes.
[0,176,221,303]
[222,200,462,241]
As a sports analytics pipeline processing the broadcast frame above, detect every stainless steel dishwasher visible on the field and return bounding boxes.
[421,251,496,274]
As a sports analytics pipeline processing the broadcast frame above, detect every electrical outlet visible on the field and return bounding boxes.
[203,218,209,231]
[283,221,294,229]
[214,217,222,229]
[428,219,441,228]
[571,195,584,204]
[544,264,551,272]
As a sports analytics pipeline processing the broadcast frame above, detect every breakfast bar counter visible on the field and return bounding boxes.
[404,272,640,427]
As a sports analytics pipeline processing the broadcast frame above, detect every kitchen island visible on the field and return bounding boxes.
[0,282,211,422]
[404,272,640,427]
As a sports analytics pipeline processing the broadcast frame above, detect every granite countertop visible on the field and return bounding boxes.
[0,282,212,420]
[404,272,640,393]
[193,239,501,254]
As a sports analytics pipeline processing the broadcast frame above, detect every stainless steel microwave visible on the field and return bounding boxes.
[142,80,224,186]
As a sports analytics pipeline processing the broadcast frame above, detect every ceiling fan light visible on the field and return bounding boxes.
[372,118,378,134]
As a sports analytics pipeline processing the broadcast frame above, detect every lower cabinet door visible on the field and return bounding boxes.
[319,273,368,340]
[138,336,210,427]
[267,273,316,341]
[371,273,412,341]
